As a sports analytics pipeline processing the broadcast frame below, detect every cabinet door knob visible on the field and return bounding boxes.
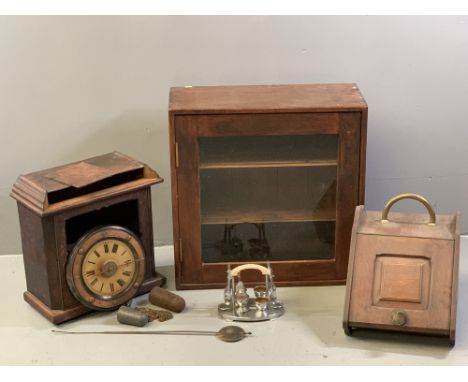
[391,309,407,326]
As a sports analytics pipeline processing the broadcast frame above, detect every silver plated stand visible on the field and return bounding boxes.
[218,263,285,322]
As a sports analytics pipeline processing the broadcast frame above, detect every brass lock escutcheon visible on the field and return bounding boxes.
[391,309,408,326]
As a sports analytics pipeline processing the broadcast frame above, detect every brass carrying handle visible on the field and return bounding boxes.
[381,193,436,226]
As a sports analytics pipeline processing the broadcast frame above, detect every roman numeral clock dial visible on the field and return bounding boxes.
[66,226,146,310]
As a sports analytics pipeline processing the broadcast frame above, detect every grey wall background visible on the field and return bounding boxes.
[1,16,467,254]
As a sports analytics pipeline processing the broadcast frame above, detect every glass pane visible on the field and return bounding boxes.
[199,135,338,263]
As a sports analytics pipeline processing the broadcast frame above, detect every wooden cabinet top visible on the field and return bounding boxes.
[169,83,367,114]
[11,151,163,215]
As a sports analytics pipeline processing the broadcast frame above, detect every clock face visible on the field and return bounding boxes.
[81,239,137,297]
[66,226,146,310]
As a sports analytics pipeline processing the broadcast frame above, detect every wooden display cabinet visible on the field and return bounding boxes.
[169,84,367,289]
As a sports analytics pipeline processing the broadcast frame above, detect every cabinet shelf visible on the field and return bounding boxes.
[200,159,338,170]
[199,135,338,171]
[201,208,336,225]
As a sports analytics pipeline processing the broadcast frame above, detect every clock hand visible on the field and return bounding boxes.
[73,258,145,279]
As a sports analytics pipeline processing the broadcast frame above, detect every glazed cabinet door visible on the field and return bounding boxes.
[173,112,363,288]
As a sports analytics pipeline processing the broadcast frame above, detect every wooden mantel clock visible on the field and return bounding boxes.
[11,151,166,324]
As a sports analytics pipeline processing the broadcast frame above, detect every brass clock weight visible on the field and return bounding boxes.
[218,263,285,321]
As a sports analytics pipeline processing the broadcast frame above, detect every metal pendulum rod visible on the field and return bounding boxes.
[52,325,251,343]
[52,329,217,336]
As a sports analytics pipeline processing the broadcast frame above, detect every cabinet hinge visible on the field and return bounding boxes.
[179,238,183,264]
[175,142,179,168]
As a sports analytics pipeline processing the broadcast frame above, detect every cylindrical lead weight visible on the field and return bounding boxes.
[117,306,149,327]
[149,287,186,313]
